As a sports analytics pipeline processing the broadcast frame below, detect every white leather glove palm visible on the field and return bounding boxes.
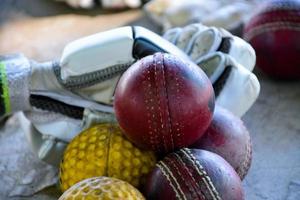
[163,23,260,117]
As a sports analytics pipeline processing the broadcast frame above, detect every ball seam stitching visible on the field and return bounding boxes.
[162,55,175,151]
[143,59,157,151]
[181,149,221,200]
[260,2,300,13]
[157,161,187,200]
[245,22,300,41]
[173,57,183,147]
[173,153,206,199]
[153,54,168,152]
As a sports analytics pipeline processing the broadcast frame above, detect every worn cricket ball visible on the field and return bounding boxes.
[144,148,244,200]
[190,106,252,180]
[59,123,156,191]
[59,176,145,200]
[244,0,300,79]
[114,53,215,154]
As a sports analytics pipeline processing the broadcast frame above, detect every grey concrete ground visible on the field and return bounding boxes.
[0,1,300,199]
[242,71,300,200]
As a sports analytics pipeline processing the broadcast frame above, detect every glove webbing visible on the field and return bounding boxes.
[30,95,84,119]
[213,66,232,97]
[212,37,232,97]
[218,37,231,54]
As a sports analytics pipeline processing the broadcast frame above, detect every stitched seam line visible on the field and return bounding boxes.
[162,55,174,151]
[153,55,167,152]
[250,14,300,27]
[173,58,183,147]
[181,149,221,200]
[237,130,252,179]
[174,153,206,199]
[167,155,198,199]
[154,55,167,151]
[245,22,300,41]
[179,149,214,200]
[262,3,300,13]
[157,161,187,200]
[166,156,194,199]
[143,59,157,151]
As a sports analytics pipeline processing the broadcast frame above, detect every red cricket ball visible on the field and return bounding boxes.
[244,0,300,79]
[114,53,214,154]
[190,106,252,180]
[143,148,244,200]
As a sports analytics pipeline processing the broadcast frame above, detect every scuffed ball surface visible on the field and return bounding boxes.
[243,0,300,79]
[114,53,214,154]
[190,106,252,179]
[59,176,145,200]
[60,123,156,191]
[143,148,244,200]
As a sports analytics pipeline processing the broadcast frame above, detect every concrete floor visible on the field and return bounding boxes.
[242,71,300,200]
[0,1,300,199]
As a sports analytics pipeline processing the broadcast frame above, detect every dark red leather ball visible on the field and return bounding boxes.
[190,106,252,180]
[114,53,214,154]
[244,0,300,79]
[143,148,244,200]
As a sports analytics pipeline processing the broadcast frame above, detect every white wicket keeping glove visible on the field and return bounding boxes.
[197,52,260,117]
[163,23,256,71]
[143,0,256,31]
[2,25,259,167]
[1,26,189,166]
[163,23,260,117]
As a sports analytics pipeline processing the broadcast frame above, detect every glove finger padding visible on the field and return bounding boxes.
[163,23,259,116]
[187,27,223,61]
[144,0,256,32]
[197,52,260,117]
[163,23,256,71]
[217,27,256,72]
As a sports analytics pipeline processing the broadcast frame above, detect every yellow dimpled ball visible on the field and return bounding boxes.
[60,123,156,192]
[59,176,145,200]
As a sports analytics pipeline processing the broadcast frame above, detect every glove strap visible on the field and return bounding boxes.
[0,54,31,116]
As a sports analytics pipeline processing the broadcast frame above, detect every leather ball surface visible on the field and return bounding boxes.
[190,106,252,180]
[114,53,214,154]
[59,123,156,191]
[244,0,300,79]
[143,148,244,200]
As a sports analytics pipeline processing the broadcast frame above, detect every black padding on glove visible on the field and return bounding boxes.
[30,95,84,119]
[217,37,232,54]
[213,66,232,97]
[132,38,167,59]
